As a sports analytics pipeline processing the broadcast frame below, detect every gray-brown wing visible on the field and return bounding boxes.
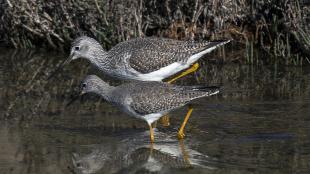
[121,82,217,115]
[107,37,188,71]
[126,37,228,73]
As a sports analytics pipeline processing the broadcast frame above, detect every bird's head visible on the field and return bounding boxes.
[80,75,114,97]
[66,75,114,107]
[80,75,107,95]
[47,36,105,80]
[69,36,103,62]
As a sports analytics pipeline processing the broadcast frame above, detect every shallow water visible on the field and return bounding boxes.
[0,48,310,174]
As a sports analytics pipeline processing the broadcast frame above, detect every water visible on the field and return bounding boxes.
[0,48,310,174]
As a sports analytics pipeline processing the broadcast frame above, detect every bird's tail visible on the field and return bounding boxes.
[186,39,231,64]
[186,85,221,97]
[204,39,231,49]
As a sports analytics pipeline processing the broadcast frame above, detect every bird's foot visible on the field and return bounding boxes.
[178,131,185,139]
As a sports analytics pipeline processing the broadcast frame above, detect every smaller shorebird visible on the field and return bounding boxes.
[69,75,220,142]
[49,37,230,83]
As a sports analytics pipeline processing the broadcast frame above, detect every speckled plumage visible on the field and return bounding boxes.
[70,36,230,81]
[81,75,220,125]
[110,37,226,74]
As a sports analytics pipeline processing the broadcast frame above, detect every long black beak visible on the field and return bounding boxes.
[47,55,72,80]
[66,91,84,107]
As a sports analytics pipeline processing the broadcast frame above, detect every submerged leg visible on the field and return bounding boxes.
[178,139,191,166]
[148,139,154,157]
[167,63,199,83]
[178,105,193,139]
[149,124,155,143]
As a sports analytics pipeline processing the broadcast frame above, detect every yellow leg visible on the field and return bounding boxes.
[167,63,199,83]
[159,114,170,127]
[149,124,155,143]
[178,105,193,139]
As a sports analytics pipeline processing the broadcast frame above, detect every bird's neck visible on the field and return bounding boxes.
[95,83,115,101]
[90,49,112,72]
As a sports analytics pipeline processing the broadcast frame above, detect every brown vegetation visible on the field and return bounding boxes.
[0,0,309,64]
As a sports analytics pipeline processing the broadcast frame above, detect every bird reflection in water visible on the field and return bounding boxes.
[71,132,214,174]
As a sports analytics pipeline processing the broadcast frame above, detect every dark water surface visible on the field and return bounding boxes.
[0,48,310,174]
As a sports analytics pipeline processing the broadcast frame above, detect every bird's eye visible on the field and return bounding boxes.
[74,46,80,51]
[81,83,87,88]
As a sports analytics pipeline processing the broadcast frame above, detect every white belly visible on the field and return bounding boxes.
[143,113,165,125]
[137,62,189,81]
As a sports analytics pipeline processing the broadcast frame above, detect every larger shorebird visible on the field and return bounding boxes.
[52,36,230,83]
[70,75,220,142]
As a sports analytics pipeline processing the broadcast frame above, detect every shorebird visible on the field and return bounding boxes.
[50,36,230,83]
[69,75,220,142]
